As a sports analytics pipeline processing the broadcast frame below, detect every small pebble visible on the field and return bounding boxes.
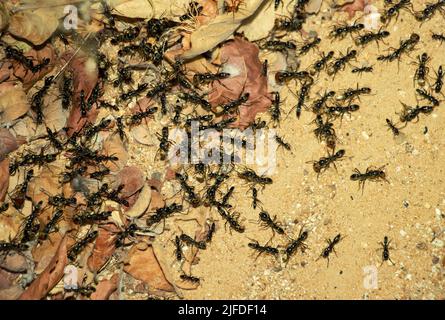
[403,200,409,208]
[400,229,407,237]
[416,242,427,250]
[361,131,370,140]
[432,256,440,264]
[432,239,444,248]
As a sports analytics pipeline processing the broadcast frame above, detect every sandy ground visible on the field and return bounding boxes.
[130,0,445,300]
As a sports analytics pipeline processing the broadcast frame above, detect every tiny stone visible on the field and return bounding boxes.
[403,200,409,208]
[361,131,370,140]
[432,239,444,248]
[432,256,440,264]
[400,229,407,237]
[424,203,431,209]
[416,242,427,250]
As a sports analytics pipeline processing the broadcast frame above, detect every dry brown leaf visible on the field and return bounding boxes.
[19,236,68,300]
[91,274,119,300]
[0,252,28,273]
[238,0,275,41]
[0,159,9,202]
[101,133,129,172]
[124,184,151,218]
[0,286,23,300]
[0,129,18,161]
[124,245,175,292]
[87,224,118,273]
[306,0,323,13]
[61,50,99,136]
[209,36,271,129]
[107,0,154,19]
[115,166,145,198]
[8,8,59,46]
[340,0,368,18]
[0,83,29,123]
[0,2,10,32]
[27,164,62,207]
[32,233,63,273]
[181,0,267,60]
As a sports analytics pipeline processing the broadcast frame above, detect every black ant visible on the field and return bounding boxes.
[274,11,306,32]
[157,127,171,161]
[90,167,111,181]
[146,203,183,227]
[433,65,444,93]
[312,90,335,114]
[45,127,64,151]
[319,234,342,267]
[350,166,389,193]
[248,241,279,258]
[251,187,261,209]
[269,91,282,125]
[398,102,434,124]
[67,231,99,261]
[146,18,179,40]
[217,205,245,233]
[413,53,430,87]
[285,228,309,261]
[193,71,231,87]
[329,22,364,40]
[293,81,311,119]
[179,92,212,112]
[416,88,440,106]
[83,118,111,141]
[217,92,250,116]
[309,149,345,176]
[299,37,321,56]
[73,211,112,225]
[379,236,395,265]
[432,32,445,44]
[262,60,268,77]
[10,169,34,209]
[238,168,273,187]
[380,0,412,24]
[275,70,313,85]
[47,193,77,208]
[220,186,235,209]
[351,66,373,75]
[175,172,201,207]
[180,274,200,284]
[126,107,158,127]
[206,222,216,243]
[262,40,296,53]
[313,115,337,149]
[311,51,334,74]
[414,0,445,22]
[20,201,42,243]
[113,66,133,87]
[0,202,9,214]
[100,0,116,28]
[355,30,390,47]
[179,1,204,21]
[179,234,206,250]
[337,86,371,103]
[31,76,54,124]
[386,118,400,136]
[120,83,149,101]
[275,134,291,151]
[39,209,63,240]
[174,235,183,261]
[377,33,420,63]
[110,26,140,45]
[327,49,357,77]
[115,223,138,248]
[258,210,285,235]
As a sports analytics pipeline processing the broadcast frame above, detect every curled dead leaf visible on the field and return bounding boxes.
[60,50,99,135]
[0,2,10,32]
[0,129,18,161]
[101,133,129,172]
[181,0,268,60]
[91,274,119,300]
[0,252,28,273]
[19,236,68,300]
[0,159,9,202]
[8,8,59,46]
[124,184,151,218]
[87,224,118,273]
[209,36,271,129]
[124,245,174,292]
[32,233,63,274]
[115,166,145,198]
[0,83,29,124]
